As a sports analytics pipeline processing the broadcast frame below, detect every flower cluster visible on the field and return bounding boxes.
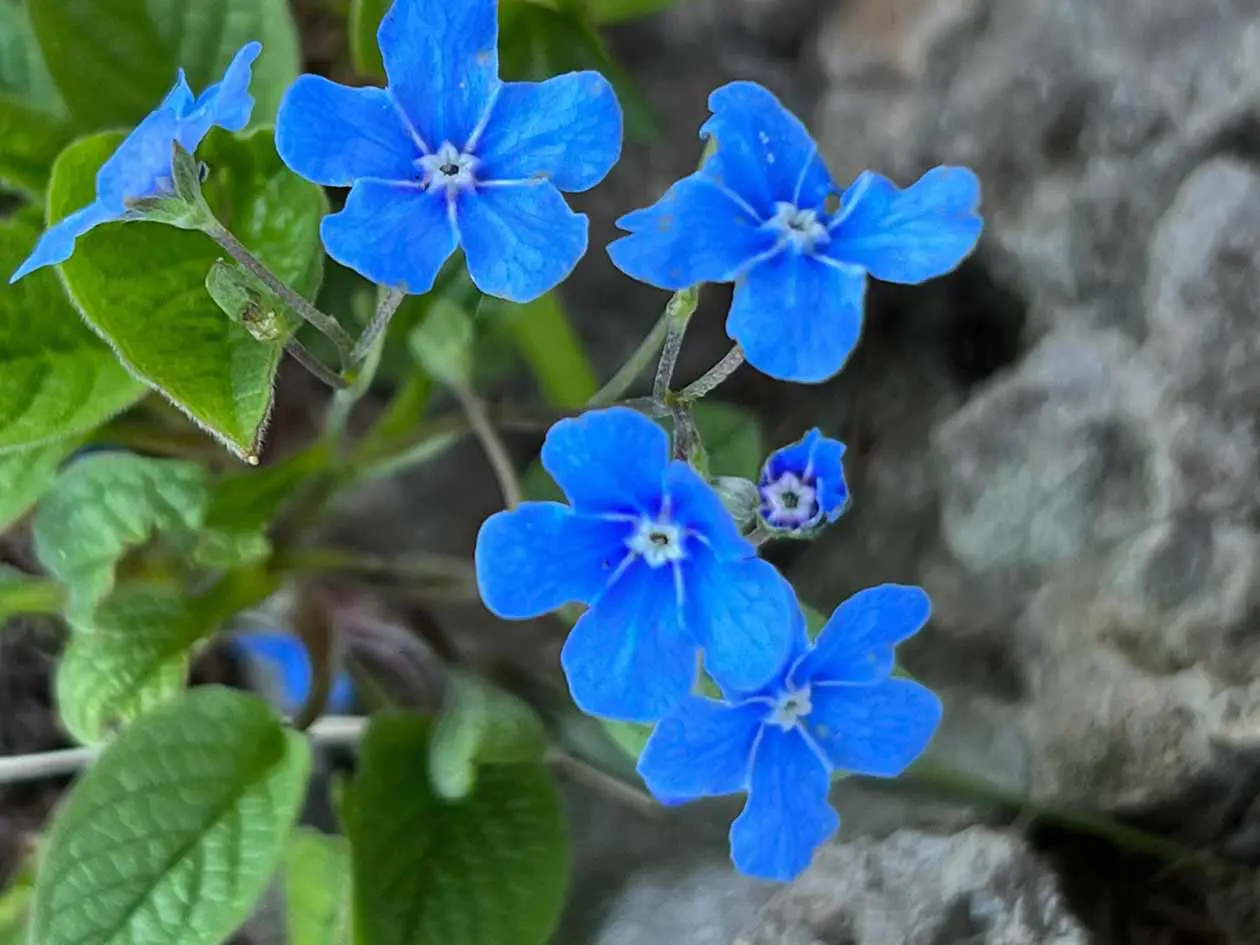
[5,0,980,885]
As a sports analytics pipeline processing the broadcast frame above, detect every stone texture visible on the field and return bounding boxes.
[737,827,1089,945]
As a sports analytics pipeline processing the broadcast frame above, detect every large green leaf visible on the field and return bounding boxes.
[284,829,350,945]
[0,0,61,110]
[56,585,195,745]
[30,687,311,945]
[347,715,569,945]
[0,438,77,531]
[0,219,146,451]
[32,453,209,622]
[27,0,298,127]
[47,128,327,459]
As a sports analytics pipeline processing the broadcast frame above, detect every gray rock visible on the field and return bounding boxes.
[737,827,1089,945]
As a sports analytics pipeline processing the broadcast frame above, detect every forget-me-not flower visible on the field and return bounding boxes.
[759,428,849,533]
[637,584,941,881]
[475,407,797,722]
[607,81,983,384]
[232,631,355,716]
[9,42,261,284]
[275,0,623,304]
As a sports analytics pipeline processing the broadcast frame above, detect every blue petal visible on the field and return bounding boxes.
[174,41,262,151]
[607,174,776,291]
[95,107,184,208]
[727,251,866,383]
[456,181,587,303]
[321,180,457,294]
[806,678,942,777]
[688,556,797,695]
[475,72,622,192]
[475,502,629,619]
[540,408,670,516]
[561,565,695,721]
[161,68,196,115]
[664,461,750,560]
[828,167,982,285]
[730,726,837,881]
[277,75,418,186]
[637,697,762,801]
[9,203,116,283]
[378,0,499,151]
[792,584,931,686]
[700,81,835,219]
[232,630,356,716]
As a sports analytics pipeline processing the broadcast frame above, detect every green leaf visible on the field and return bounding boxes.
[0,438,77,531]
[56,584,195,745]
[429,672,547,799]
[347,714,569,945]
[32,453,209,622]
[284,829,350,945]
[408,299,475,388]
[690,401,764,480]
[0,218,146,451]
[31,687,311,945]
[500,292,597,409]
[47,128,327,459]
[0,94,75,195]
[0,0,61,110]
[28,0,298,128]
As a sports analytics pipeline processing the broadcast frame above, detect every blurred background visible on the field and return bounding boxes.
[6,0,1260,942]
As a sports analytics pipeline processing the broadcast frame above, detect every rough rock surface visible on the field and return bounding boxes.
[737,827,1089,945]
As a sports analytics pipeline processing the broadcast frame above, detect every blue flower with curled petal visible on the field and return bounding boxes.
[475,407,798,722]
[637,584,941,881]
[9,42,261,284]
[607,81,982,384]
[232,631,356,716]
[275,0,622,304]
[759,428,849,533]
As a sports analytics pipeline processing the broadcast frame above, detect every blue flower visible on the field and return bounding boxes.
[275,0,623,304]
[637,584,941,881]
[607,81,983,384]
[759,428,849,533]
[232,631,356,716]
[9,42,261,284]
[475,407,797,722]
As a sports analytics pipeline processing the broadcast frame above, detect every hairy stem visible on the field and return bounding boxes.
[678,345,745,402]
[587,309,670,407]
[286,339,349,390]
[206,222,355,359]
[652,287,700,403]
[352,287,406,366]
[455,383,522,509]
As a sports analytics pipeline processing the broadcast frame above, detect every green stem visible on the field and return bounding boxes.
[351,288,406,367]
[908,759,1242,877]
[206,221,355,359]
[0,578,65,618]
[277,546,475,586]
[286,339,349,390]
[652,286,700,403]
[678,345,745,402]
[455,382,522,509]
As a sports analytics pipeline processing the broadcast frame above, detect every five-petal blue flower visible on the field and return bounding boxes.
[475,407,797,722]
[232,631,356,716]
[607,81,983,384]
[275,0,623,304]
[759,428,849,533]
[9,42,262,284]
[637,584,942,881]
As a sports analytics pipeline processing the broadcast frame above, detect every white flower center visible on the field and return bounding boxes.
[768,685,812,731]
[418,141,477,195]
[626,518,686,569]
[769,201,829,252]
[761,471,820,529]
